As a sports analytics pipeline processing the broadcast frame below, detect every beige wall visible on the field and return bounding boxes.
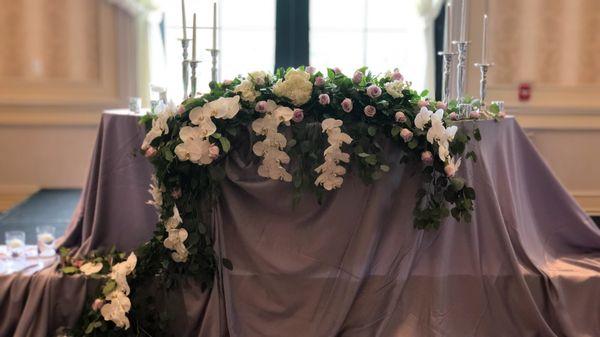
[0,0,137,210]
[462,0,600,214]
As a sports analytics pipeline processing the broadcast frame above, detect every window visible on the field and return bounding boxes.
[309,0,428,90]
[151,0,275,98]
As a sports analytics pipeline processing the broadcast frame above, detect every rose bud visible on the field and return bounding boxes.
[366,85,382,98]
[364,105,376,117]
[314,76,325,86]
[292,108,304,123]
[400,128,413,142]
[421,151,433,165]
[341,98,353,113]
[395,111,407,123]
[352,71,363,84]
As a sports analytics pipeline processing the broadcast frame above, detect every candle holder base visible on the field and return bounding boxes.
[179,38,192,100]
[189,60,201,98]
[437,51,457,105]
[474,62,494,113]
[206,48,220,84]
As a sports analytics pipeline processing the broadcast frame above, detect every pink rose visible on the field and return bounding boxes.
[352,71,363,84]
[144,146,157,158]
[436,101,447,110]
[292,108,304,123]
[364,105,376,117]
[366,85,382,98]
[333,67,342,74]
[449,112,459,121]
[395,111,407,123]
[341,98,353,113]
[177,105,186,115]
[255,101,267,112]
[400,128,413,142]
[319,94,330,105]
[91,299,104,312]
[314,76,325,86]
[445,164,458,177]
[306,66,316,75]
[171,187,182,200]
[470,110,481,119]
[391,70,404,82]
[222,79,232,86]
[418,100,429,108]
[208,144,220,159]
[421,151,433,165]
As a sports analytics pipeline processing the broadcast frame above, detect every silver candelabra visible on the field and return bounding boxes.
[437,51,456,105]
[179,38,191,100]
[189,60,200,98]
[474,62,493,112]
[453,40,470,103]
[206,48,220,84]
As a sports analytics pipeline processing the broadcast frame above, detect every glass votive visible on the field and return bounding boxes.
[458,103,472,119]
[129,97,142,114]
[491,100,505,114]
[5,231,26,259]
[36,225,56,257]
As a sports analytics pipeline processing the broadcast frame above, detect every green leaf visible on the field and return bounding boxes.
[358,152,370,158]
[466,150,477,162]
[420,89,429,97]
[364,155,377,165]
[450,177,465,191]
[367,126,377,137]
[102,280,116,296]
[61,266,78,274]
[163,148,174,162]
[380,164,390,172]
[407,139,418,149]
[489,103,500,114]
[85,321,97,334]
[391,126,401,136]
[474,128,482,141]
[219,137,231,153]
[464,187,476,200]
[222,258,233,270]
[212,132,222,139]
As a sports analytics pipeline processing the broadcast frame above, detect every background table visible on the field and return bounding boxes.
[0,113,598,337]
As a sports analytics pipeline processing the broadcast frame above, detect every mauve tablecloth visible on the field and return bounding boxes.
[0,114,599,337]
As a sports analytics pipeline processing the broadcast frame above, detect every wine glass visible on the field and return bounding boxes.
[5,231,26,259]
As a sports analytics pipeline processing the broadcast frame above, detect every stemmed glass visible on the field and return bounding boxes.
[36,225,56,257]
[5,231,26,259]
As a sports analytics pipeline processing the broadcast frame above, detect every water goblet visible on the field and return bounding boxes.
[5,231,26,259]
[36,225,56,257]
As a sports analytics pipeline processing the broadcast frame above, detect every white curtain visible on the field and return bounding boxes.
[417,0,445,97]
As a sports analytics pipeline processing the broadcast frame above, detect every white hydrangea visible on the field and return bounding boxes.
[384,80,406,98]
[234,79,260,102]
[272,69,313,106]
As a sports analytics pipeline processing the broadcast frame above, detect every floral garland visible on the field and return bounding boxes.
[60,66,505,336]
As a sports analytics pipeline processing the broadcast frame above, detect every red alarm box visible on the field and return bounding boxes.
[518,83,531,102]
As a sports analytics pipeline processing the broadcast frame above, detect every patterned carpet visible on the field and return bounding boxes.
[0,190,598,245]
[0,189,80,244]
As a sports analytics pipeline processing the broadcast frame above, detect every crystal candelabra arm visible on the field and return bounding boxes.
[453,40,470,103]
[437,51,457,105]
[180,38,191,100]
[474,62,494,113]
[189,60,200,98]
[206,48,220,84]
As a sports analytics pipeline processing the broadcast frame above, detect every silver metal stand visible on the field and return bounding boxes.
[189,60,200,98]
[179,38,191,100]
[453,40,470,103]
[437,51,456,105]
[206,48,220,84]
[474,62,493,112]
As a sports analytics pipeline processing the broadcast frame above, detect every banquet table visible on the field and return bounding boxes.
[0,111,599,337]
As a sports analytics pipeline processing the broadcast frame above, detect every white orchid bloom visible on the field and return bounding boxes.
[273,106,294,125]
[100,290,132,329]
[444,125,458,142]
[165,206,182,230]
[426,118,446,144]
[438,143,450,162]
[234,80,260,102]
[431,109,444,121]
[79,262,103,275]
[174,127,216,165]
[414,107,433,130]
[109,253,137,295]
[146,174,164,211]
[321,118,343,132]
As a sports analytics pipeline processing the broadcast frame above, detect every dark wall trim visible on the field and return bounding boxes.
[275,0,309,70]
[434,5,445,101]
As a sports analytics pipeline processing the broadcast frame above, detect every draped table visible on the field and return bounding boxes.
[0,111,599,337]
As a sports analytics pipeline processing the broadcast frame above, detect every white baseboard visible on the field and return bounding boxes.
[0,185,39,212]
[572,192,600,216]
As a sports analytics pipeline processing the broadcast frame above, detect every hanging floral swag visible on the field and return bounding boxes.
[59,67,504,336]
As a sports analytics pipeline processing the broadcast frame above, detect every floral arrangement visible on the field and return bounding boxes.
[60,66,504,336]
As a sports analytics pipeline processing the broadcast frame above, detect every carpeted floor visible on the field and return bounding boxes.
[0,190,598,245]
[0,189,81,244]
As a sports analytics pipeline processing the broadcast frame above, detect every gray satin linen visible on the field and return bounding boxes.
[0,115,598,337]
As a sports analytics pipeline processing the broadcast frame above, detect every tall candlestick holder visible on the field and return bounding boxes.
[189,60,200,98]
[474,62,494,113]
[206,48,220,84]
[453,40,470,103]
[179,38,192,100]
[437,51,456,105]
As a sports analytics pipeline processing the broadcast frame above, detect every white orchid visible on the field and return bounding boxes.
[79,262,103,275]
[146,174,164,211]
[315,118,352,191]
[164,227,189,262]
[426,118,446,144]
[438,143,450,162]
[165,206,182,230]
[174,126,217,165]
[100,290,132,329]
[141,101,177,150]
[414,107,433,130]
